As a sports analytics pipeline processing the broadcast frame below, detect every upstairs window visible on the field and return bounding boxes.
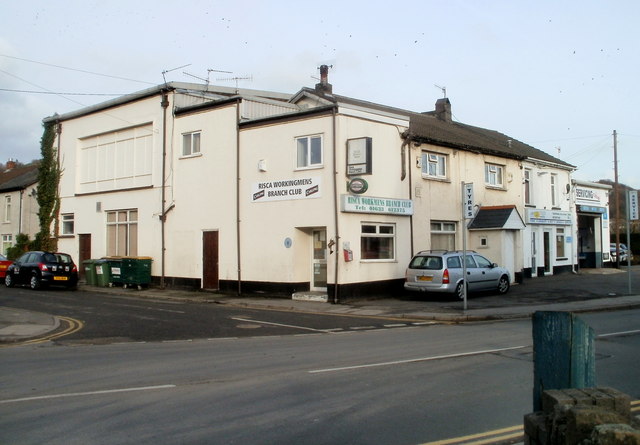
[61,214,75,235]
[296,135,323,169]
[182,131,201,156]
[3,195,10,223]
[422,152,447,179]
[524,168,532,205]
[485,163,504,187]
[551,173,558,206]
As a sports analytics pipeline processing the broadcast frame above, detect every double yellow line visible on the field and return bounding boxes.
[1,316,83,347]
[421,401,640,445]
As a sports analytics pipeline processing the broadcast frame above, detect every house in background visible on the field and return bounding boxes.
[403,98,574,283]
[45,69,584,299]
[0,160,39,255]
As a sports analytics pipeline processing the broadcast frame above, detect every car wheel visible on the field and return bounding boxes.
[5,273,14,288]
[497,275,510,294]
[455,282,466,300]
[29,273,41,290]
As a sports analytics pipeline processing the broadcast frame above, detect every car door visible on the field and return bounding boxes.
[472,254,501,290]
[12,252,31,285]
[463,254,481,291]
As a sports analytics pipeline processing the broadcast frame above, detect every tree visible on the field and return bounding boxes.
[33,120,61,252]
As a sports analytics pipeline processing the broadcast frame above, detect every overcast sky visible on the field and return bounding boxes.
[1,0,638,188]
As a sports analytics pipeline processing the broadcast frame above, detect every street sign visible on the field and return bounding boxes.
[463,183,474,219]
[629,190,638,220]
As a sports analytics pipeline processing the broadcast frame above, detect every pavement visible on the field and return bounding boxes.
[2,266,640,343]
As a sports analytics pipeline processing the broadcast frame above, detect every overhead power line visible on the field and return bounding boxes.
[0,88,122,96]
[0,54,155,85]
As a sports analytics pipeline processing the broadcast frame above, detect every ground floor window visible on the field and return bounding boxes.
[106,209,138,256]
[430,221,456,250]
[556,227,566,259]
[361,222,395,260]
[2,234,12,255]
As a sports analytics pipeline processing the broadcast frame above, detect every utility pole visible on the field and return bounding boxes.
[613,130,620,268]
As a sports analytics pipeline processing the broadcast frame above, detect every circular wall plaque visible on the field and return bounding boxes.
[348,178,368,194]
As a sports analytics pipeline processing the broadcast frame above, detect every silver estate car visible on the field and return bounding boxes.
[404,250,510,299]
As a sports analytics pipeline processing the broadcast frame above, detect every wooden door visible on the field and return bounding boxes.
[78,234,92,279]
[202,231,219,290]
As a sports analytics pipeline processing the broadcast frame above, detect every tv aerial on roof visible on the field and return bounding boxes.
[435,84,447,98]
[216,74,253,93]
[161,63,192,86]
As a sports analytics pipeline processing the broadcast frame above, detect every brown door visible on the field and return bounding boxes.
[79,234,92,279]
[202,231,219,289]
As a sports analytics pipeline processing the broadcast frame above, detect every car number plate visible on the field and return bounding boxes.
[418,276,433,281]
[53,276,69,281]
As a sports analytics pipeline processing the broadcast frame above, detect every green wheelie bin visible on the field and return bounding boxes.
[94,259,112,287]
[82,259,98,286]
[121,257,153,290]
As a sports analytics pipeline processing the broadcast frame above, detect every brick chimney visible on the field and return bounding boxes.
[435,98,452,122]
[5,158,16,171]
[315,64,333,95]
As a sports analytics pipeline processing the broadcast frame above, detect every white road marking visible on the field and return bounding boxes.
[597,329,640,338]
[230,317,330,333]
[309,346,528,374]
[0,385,176,404]
[384,323,408,328]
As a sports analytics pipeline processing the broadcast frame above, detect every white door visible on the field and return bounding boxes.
[311,229,327,291]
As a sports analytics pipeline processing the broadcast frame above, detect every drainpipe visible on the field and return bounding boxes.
[402,134,414,255]
[160,91,170,289]
[236,98,242,296]
[332,106,340,304]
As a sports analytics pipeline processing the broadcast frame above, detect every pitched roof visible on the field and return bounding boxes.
[0,164,39,192]
[295,88,574,169]
[468,205,526,230]
[408,114,574,168]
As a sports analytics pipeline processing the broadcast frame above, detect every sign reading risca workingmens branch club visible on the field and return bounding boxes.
[341,195,413,215]
[252,177,321,202]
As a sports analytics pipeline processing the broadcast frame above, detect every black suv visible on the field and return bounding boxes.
[5,251,79,290]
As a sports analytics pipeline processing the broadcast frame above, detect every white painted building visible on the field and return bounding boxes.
[573,179,612,268]
[0,162,40,254]
[521,159,576,277]
[46,72,587,299]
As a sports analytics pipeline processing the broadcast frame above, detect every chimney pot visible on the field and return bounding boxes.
[435,98,452,122]
[315,64,333,94]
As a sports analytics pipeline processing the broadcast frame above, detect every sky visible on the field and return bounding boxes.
[1,0,638,188]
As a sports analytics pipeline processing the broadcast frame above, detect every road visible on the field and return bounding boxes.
[1,306,638,445]
[0,286,435,343]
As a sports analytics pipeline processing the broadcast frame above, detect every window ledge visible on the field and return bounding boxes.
[58,235,75,239]
[484,185,506,191]
[179,153,203,160]
[294,165,323,171]
[421,176,451,183]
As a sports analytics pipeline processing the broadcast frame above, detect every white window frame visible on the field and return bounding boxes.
[2,234,12,255]
[4,195,11,223]
[182,131,201,157]
[422,151,447,179]
[550,173,558,207]
[430,221,457,250]
[360,222,395,261]
[524,168,532,205]
[61,213,75,235]
[106,209,138,257]
[556,227,566,259]
[296,135,323,169]
[485,163,504,187]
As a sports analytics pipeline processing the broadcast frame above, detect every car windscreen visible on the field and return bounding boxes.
[409,256,442,270]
